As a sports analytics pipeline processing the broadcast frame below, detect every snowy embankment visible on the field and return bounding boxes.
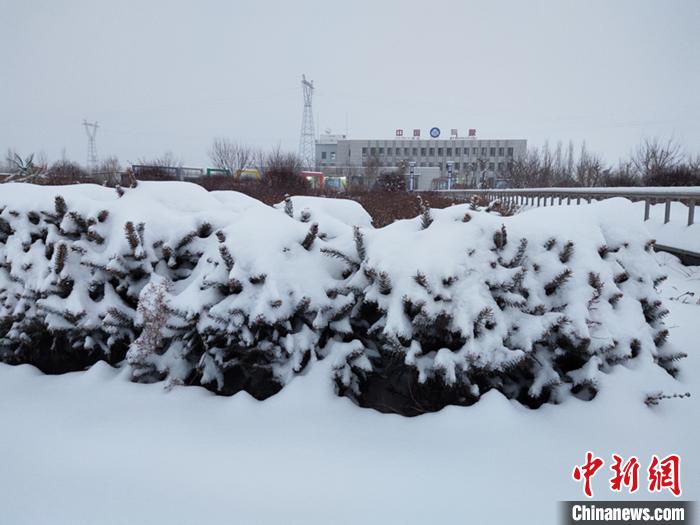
[632,200,700,254]
[514,192,699,254]
[0,181,686,414]
[0,182,696,523]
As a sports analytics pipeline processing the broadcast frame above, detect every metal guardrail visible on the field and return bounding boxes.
[430,187,700,226]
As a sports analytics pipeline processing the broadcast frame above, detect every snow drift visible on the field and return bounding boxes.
[0,182,684,414]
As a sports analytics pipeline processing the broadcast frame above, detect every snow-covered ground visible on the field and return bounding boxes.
[633,200,700,254]
[0,252,696,525]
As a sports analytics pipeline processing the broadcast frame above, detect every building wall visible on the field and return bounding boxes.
[316,142,337,164]
[319,138,526,177]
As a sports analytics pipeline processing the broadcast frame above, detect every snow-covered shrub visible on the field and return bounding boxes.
[0,184,683,414]
[322,200,681,415]
[0,183,356,399]
[146,207,355,399]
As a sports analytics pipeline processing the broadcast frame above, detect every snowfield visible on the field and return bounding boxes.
[0,183,697,524]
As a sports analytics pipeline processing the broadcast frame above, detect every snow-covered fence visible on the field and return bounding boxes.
[431,187,700,226]
[0,182,686,415]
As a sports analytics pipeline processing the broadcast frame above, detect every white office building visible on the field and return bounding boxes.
[316,131,527,188]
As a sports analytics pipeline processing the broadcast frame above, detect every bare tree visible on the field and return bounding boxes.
[1,148,15,172]
[509,148,542,188]
[264,144,302,174]
[566,140,575,180]
[539,141,555,187]
[98,156,122,186]
[631,137,683,181]
[208,138,253,174]
[601,161,640,187]
[551,140,575,186]
[137,151,182,168]
[575,142,604,187]
[688,154,700,175]
[46,159,88,183]
[261,145,306,191]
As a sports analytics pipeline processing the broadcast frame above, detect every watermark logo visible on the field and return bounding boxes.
[572,452,681,498]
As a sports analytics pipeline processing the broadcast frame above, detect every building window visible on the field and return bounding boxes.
[404,147,409,156]
[387,147,393,156]
[455,148,460,156]
[455,162,460,170]
[507,147,514,157]
[490,147,496,157]
[429,147,435,156]
[370,147,376,155]
[321,151,327,160]
[497,162,503,171]
[473,147,478,155]
[412,147,418,156]
[481,147,487,156]
[498,147,504,156]
[379,148,384,154]
[420,148,426,156]
[331,152,336,161]
[362,147,367,156]
[438,148,443,156]
[446,148,452,156]
[464,148,469,157]
[489,162,495,170]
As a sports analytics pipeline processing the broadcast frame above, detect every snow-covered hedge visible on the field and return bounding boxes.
[0,182,684,414]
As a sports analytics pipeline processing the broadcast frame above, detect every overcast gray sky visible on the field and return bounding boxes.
[1,0,698,167]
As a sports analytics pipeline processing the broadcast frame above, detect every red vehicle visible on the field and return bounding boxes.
[301,170,324,189]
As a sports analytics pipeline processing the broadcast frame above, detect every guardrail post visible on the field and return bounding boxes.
[689,200,695,226]
[664,200,671,224]
[586,195,591,204]
[567,196,571,205]
[644,199,650,221]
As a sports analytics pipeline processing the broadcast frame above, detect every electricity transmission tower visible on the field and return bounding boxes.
[298,75,315,168]
[82,120,99,172]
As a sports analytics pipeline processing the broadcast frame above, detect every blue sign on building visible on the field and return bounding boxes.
[429,127,440,138]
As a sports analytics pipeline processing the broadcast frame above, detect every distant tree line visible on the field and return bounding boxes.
[507,137,700,188]
[3,136,699,188]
